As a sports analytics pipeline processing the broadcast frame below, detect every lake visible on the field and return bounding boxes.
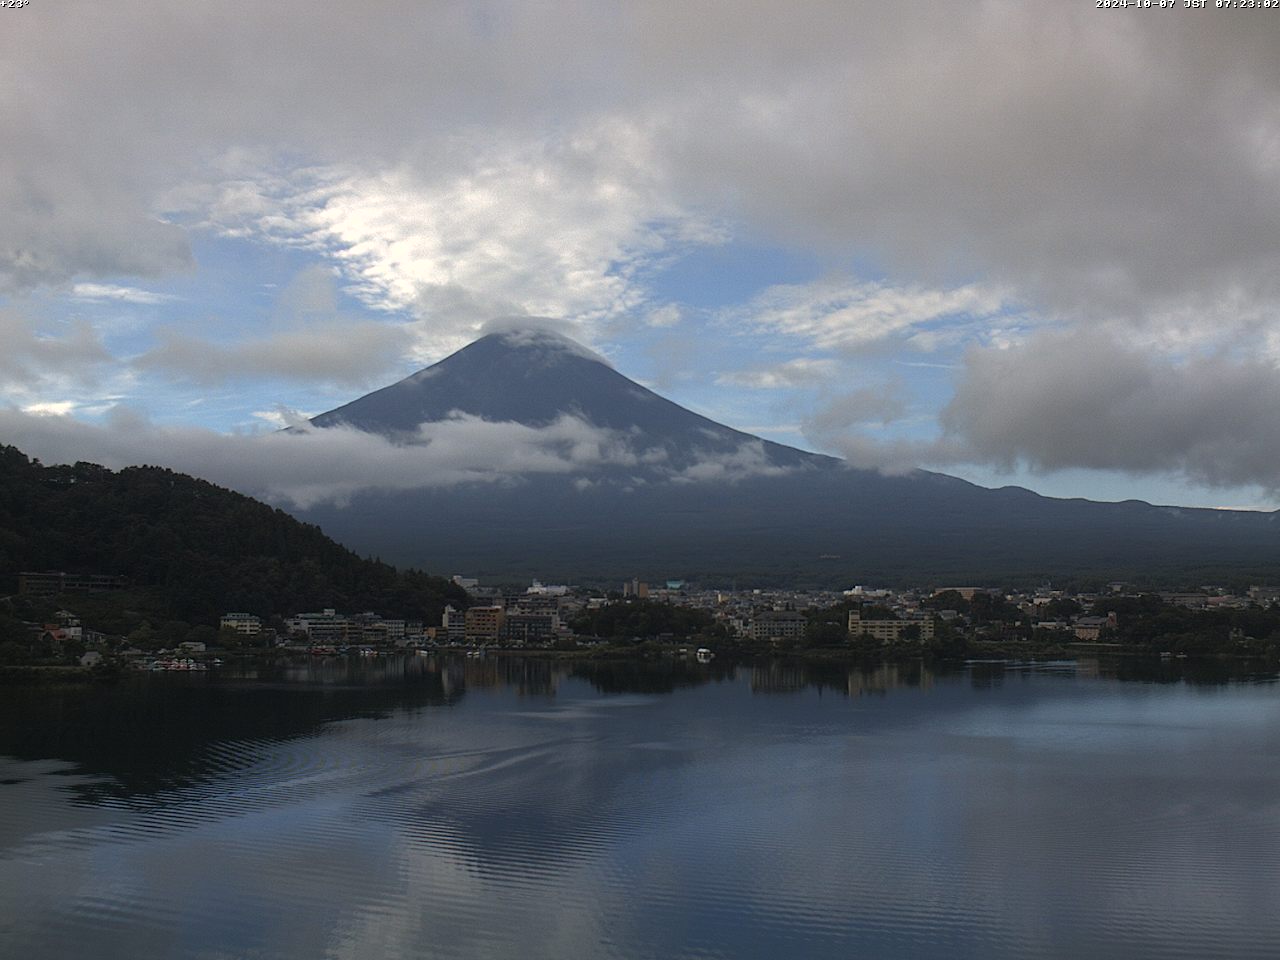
[1,655,1278,959]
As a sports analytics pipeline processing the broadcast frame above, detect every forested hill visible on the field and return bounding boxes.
[0,445,467,624]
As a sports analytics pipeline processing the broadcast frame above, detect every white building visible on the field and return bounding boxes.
[220,612,262,636]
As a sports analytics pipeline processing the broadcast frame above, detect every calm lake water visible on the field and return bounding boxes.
[1,655,1279,959]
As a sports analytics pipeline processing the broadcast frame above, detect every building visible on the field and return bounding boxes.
[220,613,262,636]
[464,605,506,642]
[623,579,650,598]
[441,605,467,643]
[1072,612,1117,641]
[748,610,808,642]
[286,609,354,644]
[848,606,935,642]
[19,571,127,597]
[503,612,559,645]
[1248,586,1280,604]
[526,580,569,596]
[1159,593,1209,609]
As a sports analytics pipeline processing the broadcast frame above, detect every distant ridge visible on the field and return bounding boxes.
[295,326,1280,585]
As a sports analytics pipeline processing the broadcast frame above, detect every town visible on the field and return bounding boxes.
[6,570,1280,673]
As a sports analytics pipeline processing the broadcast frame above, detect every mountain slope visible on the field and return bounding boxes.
[297,328,1280,585]
[0,445,467,624]
[310,328,832,470]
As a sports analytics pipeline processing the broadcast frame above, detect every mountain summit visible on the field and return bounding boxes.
[295,326,1280,584]
[310,326,828,471]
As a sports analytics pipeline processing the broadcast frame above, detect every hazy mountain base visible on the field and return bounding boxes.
[297,328,1280,588]
[294,468,1280,589]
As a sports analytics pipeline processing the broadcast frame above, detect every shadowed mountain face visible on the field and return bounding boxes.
[298,328,1280,585]
[310,328,831,471]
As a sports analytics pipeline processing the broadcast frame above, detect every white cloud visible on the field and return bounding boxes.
[0,408,635,508]
[0,407,794,508]
[20,401,79,417]
[477,319,613,366]
[716,357,837,389]
[669,440,794,484]
[183,128,719,360]
[69,283,179,305]
[644,304,683,328]
[724,279,1017,353]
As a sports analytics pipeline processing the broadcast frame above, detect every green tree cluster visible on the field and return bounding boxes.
[571,599,720,641]
[0,446,468,632]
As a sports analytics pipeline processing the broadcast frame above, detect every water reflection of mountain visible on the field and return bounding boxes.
[0,658,457,802]
[3,654,1273,809]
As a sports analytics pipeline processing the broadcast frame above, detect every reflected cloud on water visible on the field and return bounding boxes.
[2,654,1279,959]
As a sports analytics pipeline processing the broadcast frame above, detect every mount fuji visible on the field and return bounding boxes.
[291,326,1280,585]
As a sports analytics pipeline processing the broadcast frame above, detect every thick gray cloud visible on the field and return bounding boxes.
[0,308,113,392]
[937,334,1280,493]
[811,334,1280,494]
[663,5,1280,322]
[5,1,1278,326]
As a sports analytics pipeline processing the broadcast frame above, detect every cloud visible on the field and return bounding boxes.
[10,3,1275,324]
[804,386,908,435]
[716,357,836,389]
[0,407,792,508]
[661,4,1280,324]
[183,131,717,358]
[0,408,635,508]
[70,283,179,305]
[669,439,795,484]
[135,321,413,388]
[644,304,683,328]
[272,264,339,318]
[5,1,1280,499]
[0,308,114,393]
[724,279,1016,354]
[20,401,79,417]
[936,333,1280,492]
[477,317,613,365]
[809,332,1280,494]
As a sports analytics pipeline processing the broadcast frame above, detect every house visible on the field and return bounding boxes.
[1072,612,1117,641]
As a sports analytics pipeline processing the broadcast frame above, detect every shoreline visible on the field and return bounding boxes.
[6,641,1277,685]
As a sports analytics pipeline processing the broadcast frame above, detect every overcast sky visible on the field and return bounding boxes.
[3,2,1280,509]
